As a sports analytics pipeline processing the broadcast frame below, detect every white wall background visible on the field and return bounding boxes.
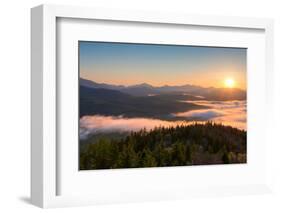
[0,0,280,212]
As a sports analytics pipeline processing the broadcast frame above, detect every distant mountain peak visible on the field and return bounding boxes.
[130,83,153,88]
[79,77,245,98]
[80,78,125,90]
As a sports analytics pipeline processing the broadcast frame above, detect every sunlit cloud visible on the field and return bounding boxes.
[80,115,195,139]
[173,100,246,130]
[79,99,246,139]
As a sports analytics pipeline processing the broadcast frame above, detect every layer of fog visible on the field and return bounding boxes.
[80,115,195,140]
[80,100,246,139]
[173,100,246,130]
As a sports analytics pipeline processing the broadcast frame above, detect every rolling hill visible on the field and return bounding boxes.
[80,85,206,119]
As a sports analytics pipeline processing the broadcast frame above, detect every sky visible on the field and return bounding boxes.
[79,41,247,89]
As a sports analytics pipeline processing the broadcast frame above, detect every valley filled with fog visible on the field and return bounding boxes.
[79,79,246,140]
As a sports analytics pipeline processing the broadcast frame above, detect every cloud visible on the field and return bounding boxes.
[174,109,225,120]
[80,115,191,139]
[80,100,247,139]
[173,100,246,130]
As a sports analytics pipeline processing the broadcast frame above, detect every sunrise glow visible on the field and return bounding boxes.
[80,42,246,90]
[224,78,235,88]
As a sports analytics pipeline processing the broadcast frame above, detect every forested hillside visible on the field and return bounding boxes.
[79,85,205,119]
[80,122,246,170]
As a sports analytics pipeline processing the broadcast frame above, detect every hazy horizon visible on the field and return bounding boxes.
[79,41,247,90]
[81,77,247,91]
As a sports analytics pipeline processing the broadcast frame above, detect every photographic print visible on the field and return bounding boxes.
[79,41,247,170]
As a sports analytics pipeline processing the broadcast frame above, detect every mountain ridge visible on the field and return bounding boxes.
[80,78,246,100]
[80,77,245,91]
[79,85,206,118]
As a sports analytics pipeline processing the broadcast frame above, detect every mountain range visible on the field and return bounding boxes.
[80,78,246,100]
[80,78,246,119]
[79,85,206,118]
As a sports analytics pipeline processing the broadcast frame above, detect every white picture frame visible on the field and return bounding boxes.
[31,4,274,208]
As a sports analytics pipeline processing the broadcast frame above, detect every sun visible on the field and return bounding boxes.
[224,78,235,88]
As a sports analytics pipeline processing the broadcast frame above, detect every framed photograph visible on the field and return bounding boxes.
[31,4,274,208]
[78,41,248,169]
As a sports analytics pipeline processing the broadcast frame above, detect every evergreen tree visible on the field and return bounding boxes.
[80,123,246,169]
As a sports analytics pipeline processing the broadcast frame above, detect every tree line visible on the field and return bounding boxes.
[79,122,246,170]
